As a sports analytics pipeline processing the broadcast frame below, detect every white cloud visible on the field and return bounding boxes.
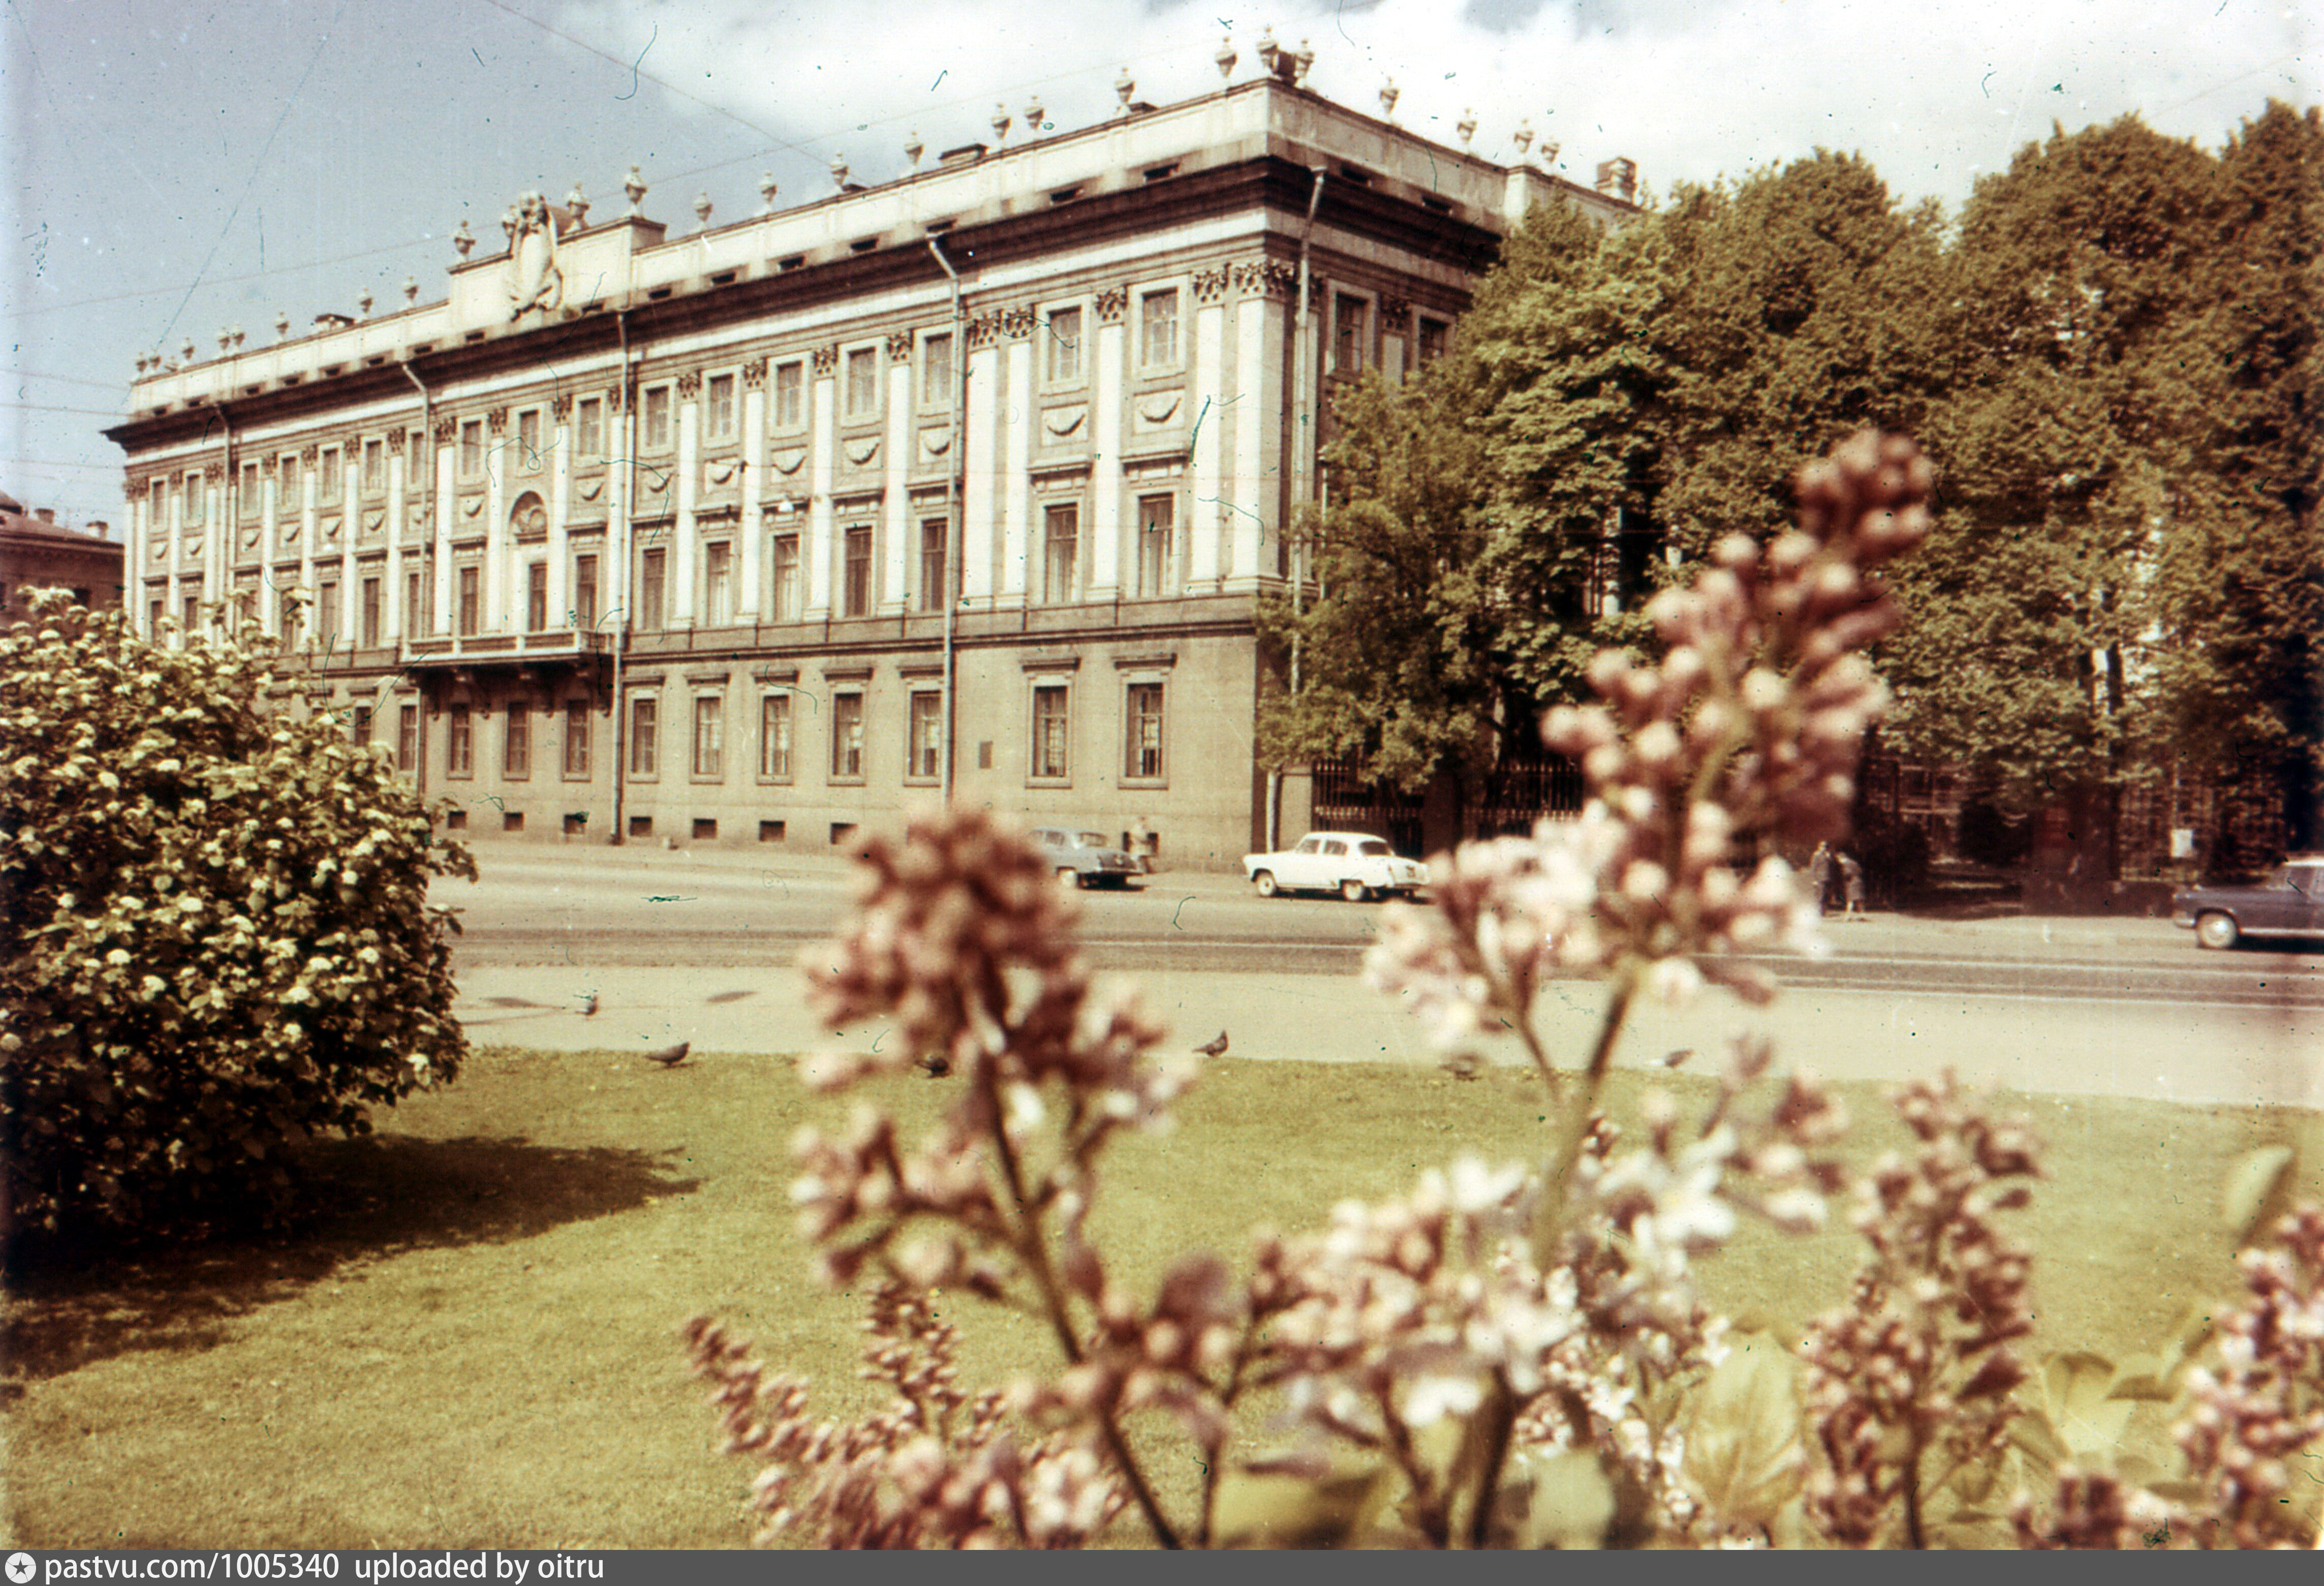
[555,0,2316,209]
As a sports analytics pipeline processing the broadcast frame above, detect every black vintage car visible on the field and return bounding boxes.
[2171,857,2324,949]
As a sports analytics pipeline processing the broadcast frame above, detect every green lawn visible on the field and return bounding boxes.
[5,1043,2315,1549]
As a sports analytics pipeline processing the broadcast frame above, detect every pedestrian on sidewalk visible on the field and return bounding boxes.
[1838,849,1867,919]
[1807,842,1834,916]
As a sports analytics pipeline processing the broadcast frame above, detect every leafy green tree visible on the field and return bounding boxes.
[1,595,475,1248]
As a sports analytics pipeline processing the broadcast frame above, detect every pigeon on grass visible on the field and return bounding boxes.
[581,991,600,1018]
[642,1041,691,1068]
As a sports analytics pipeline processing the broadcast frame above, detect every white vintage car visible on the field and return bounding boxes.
[1242,831,1430,902]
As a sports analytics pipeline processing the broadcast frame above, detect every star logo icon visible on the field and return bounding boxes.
[7,1551,37,1584]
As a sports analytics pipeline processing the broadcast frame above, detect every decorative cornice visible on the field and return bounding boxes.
[385,430,405,458]
[487,407,508,436]
[1094,285,1129,324]
[811,345,838,378]
[204,463,224,484]
[1232,258,1298,300]
[431,418,456,445]
[1192,264,1230,304]
[887,331,915,362]
[1380,295,1411,325]
[1000,306,1037,342]
[550,393,573,422]
[741,357,767,391]
[676,370,702,400]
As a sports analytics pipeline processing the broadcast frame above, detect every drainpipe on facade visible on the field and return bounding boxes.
[1267,166,1329,855]
[400,361,433,804]
[217,403,235,640]
[926,237,967,806]
[609,309,637,845]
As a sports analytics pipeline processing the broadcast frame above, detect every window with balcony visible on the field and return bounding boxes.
[1042,503,1078,604]
[692,695,724,779]
[1031,684,1070,780]
[843,526,873,617]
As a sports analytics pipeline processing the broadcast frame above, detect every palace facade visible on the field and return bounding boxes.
[108,72,1637,868]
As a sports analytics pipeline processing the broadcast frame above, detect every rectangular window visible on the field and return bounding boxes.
[280,453,300,505]
[447,705,473,776]
[845,347,878,419]
[183,594,202,634]
[573,554,599,630]
[706,373,736,439]
[363,438,385,492]
[692,695,724,778]
[760,694,794,779]
[526,562,548,630]
[319,448,340,505]
[353,705,374,747]
[317,581,339,645]
[149,477,166,525]
[278,588,297,636]
[1137,495,1174,597]
[457,423,481,479]
[1125,682,1165,779]
[843,526,873,617]
[564,701,591,777]
[1140,288,1179,369]
[774,361,803,429]
[630,696,659,776]
[361,576,381,647]
[1042,502,1078,604]
[184,472,206,523]
[456,566,479,636]
[920,333,952,407]
[407,569,425,634]
[907,691,942,780]
[1046,306,1083,383]
[1418,316,1449,367]
[1335,293,1369,375]
[505,702,531,777]
[1031,685,1070,779]
[830,692,864,779]
[239,460,260,516]
[769,533,801,620]
[576,396,604,461]
[636,547,664,631]
[918,518,948,614]
[516,409,542,469]
[643,384,672,450]
[397,705,419,773]
[704,542,734,625]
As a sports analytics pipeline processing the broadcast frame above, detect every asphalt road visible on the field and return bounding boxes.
[439,845,2324,1013]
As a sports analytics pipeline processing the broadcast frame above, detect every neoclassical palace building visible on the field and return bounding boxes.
[108,65,1637,868]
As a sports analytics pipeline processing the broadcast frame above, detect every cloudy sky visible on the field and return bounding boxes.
[5,0,2313,532]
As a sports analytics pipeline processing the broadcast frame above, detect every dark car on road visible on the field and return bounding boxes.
[2172,856,2324,949]
[1031,827,1142,889]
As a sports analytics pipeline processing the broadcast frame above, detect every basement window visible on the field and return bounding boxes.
[1143,162,1180,183]
[464,331,486,344]
[923,218,955,234]
[646,285,674,300]
[1339,163,1374,186]
[777,255,805,272]
[709,269,738,285]
[1421,195,1454,215]
[849,235,879,254]
[1049,185,1083,205]
[410,342,434,354]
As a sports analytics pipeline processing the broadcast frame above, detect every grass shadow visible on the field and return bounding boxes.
[3,1132,698,1385]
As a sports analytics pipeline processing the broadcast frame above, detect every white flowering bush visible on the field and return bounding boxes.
[1,594,474,1249]
[688,435,2324,1548]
